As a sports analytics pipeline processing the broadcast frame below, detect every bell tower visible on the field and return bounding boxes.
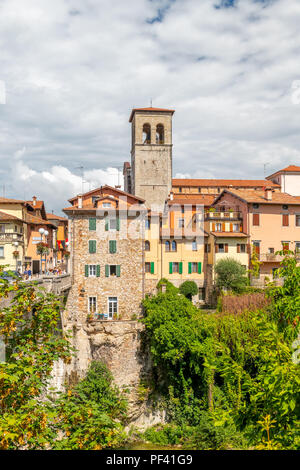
[129,107,174,209]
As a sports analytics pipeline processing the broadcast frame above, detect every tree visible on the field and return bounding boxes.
[214,258,248,293]
[0,266,72,449]
[179,281,198,300]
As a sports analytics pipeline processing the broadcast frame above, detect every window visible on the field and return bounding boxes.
[282,205,288,210]
[0,246,4,258]
[88,297,97,314]
[109,240,117,253]
[145,262,154,274]
[282,241,289,253]
[105,265,121,277]
[143,123,151,144]
[171,240,177,252]
[295,242,300,254]
[108,297,118,319]
[192,240,197,251]
[103,202,112,208]
[188,262,202,274]
[179,188,182,193]
[165,241,170,252]
[89,218,96,231]
[145,218,151,230]
[0,225,5,233]
[218,244,225,253]
[296,214,300,227]
[253,213,260,226]
[215,223,222,232]
[89,265,96,277]
[253,203,259,209]
[253,241,260,255]
[205,243,211,253]
[145,240,150,251]
[198,187,201,193]
[240,244,246,253]
[85,264,100,277]
[233,224,239,232]
[282,214,289,227]
[89,240,96,254]
[268,247,274,254]
[156,124,164,144]
[178,218,184,228]
[14,225,17,232]
[169,262,182,274]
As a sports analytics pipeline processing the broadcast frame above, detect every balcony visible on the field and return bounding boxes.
[0,233,24,243]
[259,253,283,262]
[205,211,242,220]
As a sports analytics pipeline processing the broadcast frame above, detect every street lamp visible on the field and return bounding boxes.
[13,241,19,272]
[39,228,45,275]
[44,230,49,273]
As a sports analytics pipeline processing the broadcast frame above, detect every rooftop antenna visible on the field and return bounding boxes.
[264,162,270,178]
[2,184,5,198]
[150,98,153,108]
[75,165,88,194]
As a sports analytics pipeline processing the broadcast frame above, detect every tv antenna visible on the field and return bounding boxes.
[75,165,89,194]
[263,162,270,178]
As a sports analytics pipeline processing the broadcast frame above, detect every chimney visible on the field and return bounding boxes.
[78,194,83,209]
[265,187,272,201]
[32,196,37,206]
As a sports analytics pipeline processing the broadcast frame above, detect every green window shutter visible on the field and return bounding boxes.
[188,262,192,274]
[105,265,109,277]
[89,218,96,231]
[113,240,117,253]
[85,265,89,277]
[96,265,100,277]
[198,262,202,274]
[109,240,113,253]
[116,218,120,231]
[105,219,109,231]
[89,240,96,254]
[179,262,183,274]
[169,262,173,274]
[150,262,154,274]
[116,265,121,277]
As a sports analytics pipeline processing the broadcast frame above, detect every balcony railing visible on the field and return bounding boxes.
[0,233,23,243]
[205,211,242,219]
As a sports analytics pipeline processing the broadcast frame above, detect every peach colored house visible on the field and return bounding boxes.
[213,188,300,282]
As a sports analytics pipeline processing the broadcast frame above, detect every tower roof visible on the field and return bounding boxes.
[129,107,175,122]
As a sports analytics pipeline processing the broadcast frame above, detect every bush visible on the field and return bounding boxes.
[215,258,249,293]
[179,281,198,300]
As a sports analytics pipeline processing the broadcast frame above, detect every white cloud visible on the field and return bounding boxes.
[0,0,300,212]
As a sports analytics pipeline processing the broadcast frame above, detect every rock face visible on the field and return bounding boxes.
[55,319,165,429]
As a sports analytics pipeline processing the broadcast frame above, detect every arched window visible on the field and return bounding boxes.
[171,240,177,252]
[143,123,151,144]
[165,241,170,252]
[145,240,150,251]
[156,124,164,144]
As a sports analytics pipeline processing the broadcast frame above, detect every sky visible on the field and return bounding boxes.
[1,0,300,214]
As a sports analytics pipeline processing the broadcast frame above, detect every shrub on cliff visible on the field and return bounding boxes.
[179,281,198,300]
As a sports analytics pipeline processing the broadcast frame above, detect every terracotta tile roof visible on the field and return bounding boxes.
[211,231,249,238]
[0,197,25,204]
[0,211,23,222]
[169,195,216,206]
[46,213,68,222]
[129,107,175,122]
[26,213,55,227]
[26,200,44,210]
[216,189,300,205]
[172,179,280,188]
[267,164,300,178]
[68,185,145,204]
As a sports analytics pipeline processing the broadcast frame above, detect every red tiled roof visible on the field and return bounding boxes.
[0,211,23,222]
[168,195,216,206]
[46,213,68,222]
[68,185,145,204]
[215,189,300,205]
[172,179,280,188]
[129,107,175,122]
[211,231,249,238]
[267,165,300,178]
[0,197,25,204]
[26,200,44,210]
[26,213,56,227]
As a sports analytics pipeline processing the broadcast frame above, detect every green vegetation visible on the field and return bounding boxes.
[179,281,198,300]
[214,257,249,293]
[142,253,300,450]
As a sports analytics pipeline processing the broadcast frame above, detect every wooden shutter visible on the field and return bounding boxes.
[198,262,202,274]
[237,244,240,253]
[215,244,219,253]
[96,265,100,277]
[150,262,154,274]
[222,223,226,232]
[247,244,251,254]
[105,219,109,231]
[89,218,96,231]
[89,240,96,253]
[230,223,233,232]
[116,265,121,277]
[225,244,228,253]
[85,265,89,277]
[179,262,183,274]
[212,223,216,231]
[109,240,117,253]
[116,218,120,231]
[282,214,289,227]
[169,262,173,274]
[253,213,260,226]
[188,262,192,274]
[105,265,109,277]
